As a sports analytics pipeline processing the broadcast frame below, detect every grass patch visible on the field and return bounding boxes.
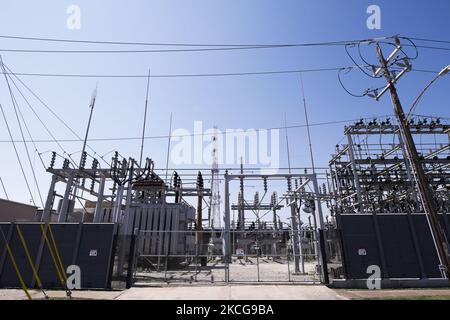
[361,295,450,300]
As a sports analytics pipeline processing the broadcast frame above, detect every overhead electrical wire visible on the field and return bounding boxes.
[0,102,36,206]
[3,63,111,168]
[0,43,448,54]
[0,34,392,47]
[0,58,45,207]
[408,37,450,45]
[0,66,440,79]
[1,34,449,47]
[11,85,47,170]
[5,69,79,168]
[0,34,448,53]
[339,36,426,99]
[0,114,429,144]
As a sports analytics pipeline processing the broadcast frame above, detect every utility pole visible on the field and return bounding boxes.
[375,42,450,278]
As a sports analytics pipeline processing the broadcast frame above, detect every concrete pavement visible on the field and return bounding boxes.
[0,284,346,300]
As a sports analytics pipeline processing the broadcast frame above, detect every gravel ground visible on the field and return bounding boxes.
[134,258,321,284]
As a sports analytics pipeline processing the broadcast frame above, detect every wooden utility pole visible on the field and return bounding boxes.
[376,43,450,278]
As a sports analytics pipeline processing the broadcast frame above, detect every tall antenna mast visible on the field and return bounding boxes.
[139,68,151,167]
[164,112,173,182]
[300,73,316,173]
[284,112,292,173]
[78,84,97,171]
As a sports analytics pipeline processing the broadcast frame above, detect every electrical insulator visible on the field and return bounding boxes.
[197,171,203,190]
[90,178,95,193]
[63,158,70,169]
[112,181,117,195]
[263,177,267,192]
[271,192,278,208]
[91,158,99,170]
[287,177,292,191]
[120,159,127,178]
[254,192,259,206]
[50,152,56,169]
[173,171,179,188]
[80,151,87,169]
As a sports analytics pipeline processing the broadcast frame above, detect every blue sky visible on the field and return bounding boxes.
[0,0,449,210]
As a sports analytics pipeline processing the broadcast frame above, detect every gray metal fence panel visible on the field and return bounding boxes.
[337,213,450,280]
[0,222,116,289]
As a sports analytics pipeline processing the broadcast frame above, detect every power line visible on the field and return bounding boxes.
[5,68,79,168]
[0,177,9,200]
[1,33,449,48]
[3,63,111,168]
[0,101,36,206]
[0,66,439,79]
[0,45,300,54]
[0,115,414,143]
[0,43,447,54]
[0,34,391,47]
[0,58,45,207]
[0,43,448,54]
[409,37,450,45]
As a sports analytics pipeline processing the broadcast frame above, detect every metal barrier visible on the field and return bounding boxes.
[130,229,324,285]
[0,222,117,290]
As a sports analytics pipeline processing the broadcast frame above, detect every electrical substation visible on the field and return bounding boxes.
[0,35,449,293]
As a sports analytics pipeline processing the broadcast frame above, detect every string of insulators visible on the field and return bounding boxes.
[254,192,259,206]
[173,171,179,188]
[196,171,203,191]
[80,151,87,169]
[49,151,56,169]
[263,176,268,192]
[286,176,292,192]
[110,152,118,194]
[90,158,99,192]
[63,158,70,169]
[120,159,127,179]
[176,175,181,189]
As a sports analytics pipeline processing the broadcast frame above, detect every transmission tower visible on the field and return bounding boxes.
[209,126,221,228]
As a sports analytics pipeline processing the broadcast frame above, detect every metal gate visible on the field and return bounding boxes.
[130,228,323,285]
